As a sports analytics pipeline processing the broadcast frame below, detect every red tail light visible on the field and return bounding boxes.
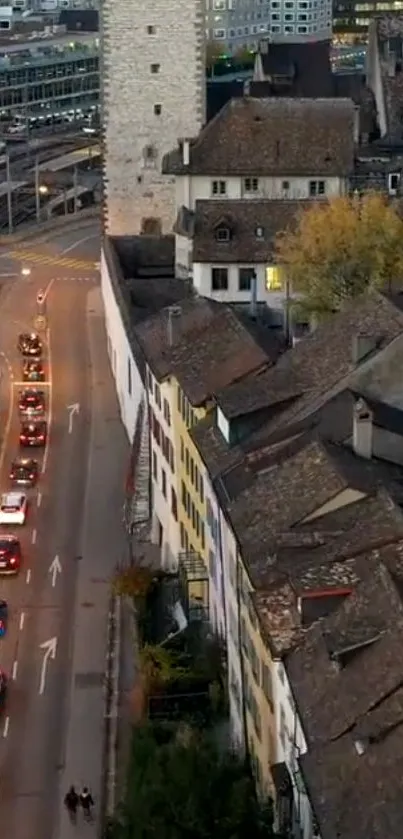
[9,557,16,565]
[39,435,44,441]
[29,473,34,479]
[20,435,26,441]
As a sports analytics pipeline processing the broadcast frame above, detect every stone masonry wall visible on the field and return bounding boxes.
[101,0,206,236]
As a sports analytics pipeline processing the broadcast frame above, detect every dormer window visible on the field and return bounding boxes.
[215,225,231,242]
[255,225,264,239]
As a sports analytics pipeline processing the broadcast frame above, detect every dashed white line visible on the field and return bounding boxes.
[26,568,31,584]
[3,716,9,737]
[37,492,42,507]
[12,660,18,680]
[19,611,25,631]
[31,528,37,545]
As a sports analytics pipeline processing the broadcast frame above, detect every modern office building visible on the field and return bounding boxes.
[0,31,99,122]
[205,0,332,50]
[101,0,206,236]
[333,0,403,40]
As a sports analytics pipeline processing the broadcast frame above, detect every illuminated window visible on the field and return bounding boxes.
[265,266,283,291]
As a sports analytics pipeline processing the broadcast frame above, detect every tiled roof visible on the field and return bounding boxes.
[288,560,403,839]
[134,297,219,381]
[162,97,356,177]
[254,491,403,657]
[216,291,403,425]
[170,305,270,406]
[192,199,306,263]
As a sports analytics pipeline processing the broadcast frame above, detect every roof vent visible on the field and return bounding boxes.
[354,739,366,756]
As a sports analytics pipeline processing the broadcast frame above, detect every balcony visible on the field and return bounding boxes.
[178,550,209,624]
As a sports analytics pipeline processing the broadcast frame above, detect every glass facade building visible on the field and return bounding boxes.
[0,34,99,120]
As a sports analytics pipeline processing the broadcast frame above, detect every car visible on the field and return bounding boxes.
[23,359,45,383]
[0,535,21,574]
[18,389,45,418]
[9,457,38,488]
[0,600,8,637]
[0,492,27,526]
[0,669,7,708]
[19,421,47,448]
[17,333,42,358]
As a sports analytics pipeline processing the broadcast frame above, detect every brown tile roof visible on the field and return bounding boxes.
[192,199,307,263]
[134,297,219,380]
[162,97,356,178]
[216,291,403,424]
[226,436,397,571]
[170,305,270,406]
[301,702,403,839]
[287,559,403,742]
[288,559,403,839]
[253,490,403,657]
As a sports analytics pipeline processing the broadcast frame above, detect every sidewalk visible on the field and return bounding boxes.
[55,286,129,839]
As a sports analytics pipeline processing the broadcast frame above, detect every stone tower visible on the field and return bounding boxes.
[101,0,206,236]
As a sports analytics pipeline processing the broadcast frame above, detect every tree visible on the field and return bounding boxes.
[275,193,403,316]
[205,40,226,71]
[109,725,274,839]
[113,566,155,598]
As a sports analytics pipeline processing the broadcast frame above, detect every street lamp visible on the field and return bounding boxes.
[38,185,48,195]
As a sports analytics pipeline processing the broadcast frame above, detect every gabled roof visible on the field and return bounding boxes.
[162,97,356,177]
[216,291,403,426]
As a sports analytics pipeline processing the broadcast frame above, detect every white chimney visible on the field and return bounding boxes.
[182,139,190,167]
[353,398,373,460]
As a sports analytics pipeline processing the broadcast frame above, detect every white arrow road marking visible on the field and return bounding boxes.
[39,636,57,695]
[49,555,62,588]
[67,402,80,434]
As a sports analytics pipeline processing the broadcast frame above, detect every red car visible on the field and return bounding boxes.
[0,535,21,575]
[19,421,47,448]
[18,389,45,419]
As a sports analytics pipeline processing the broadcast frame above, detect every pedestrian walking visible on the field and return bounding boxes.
[64,785,79,824]
[80,786,94,822]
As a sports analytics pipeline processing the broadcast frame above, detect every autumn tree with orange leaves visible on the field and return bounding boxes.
[275,193,403,316]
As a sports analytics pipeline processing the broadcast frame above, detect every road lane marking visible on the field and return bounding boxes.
[0,354,14,476]
[60,232,99,256]
[12,381,50,387]
[19,612,25,630]
[39,636,57,694]
[37,492,42,507]
[3,716,9,737]
[67,402,80,433]
[26,568,31,584]
[42,276,55,303]
[42,326,52,475]
[31,528,37,544]
[12,661,18,680]
[49,555,62,587]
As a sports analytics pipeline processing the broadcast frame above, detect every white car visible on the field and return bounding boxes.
[0,493,28,526]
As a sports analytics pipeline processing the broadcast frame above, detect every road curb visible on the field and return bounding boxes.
[104,591,121,823]
[0,207,100,246]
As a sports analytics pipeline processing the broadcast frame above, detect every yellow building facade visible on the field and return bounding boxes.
[170,375,210,562]
[238,558,277,799]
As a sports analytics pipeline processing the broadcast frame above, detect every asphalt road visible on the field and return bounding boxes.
[0,221,102,839]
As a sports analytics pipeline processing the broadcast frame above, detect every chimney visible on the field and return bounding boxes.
[249,270,257,319]
[353,105,360,145]
[353,398,373,460]
[352,333,377,365]
[167,305,181,347]
[182,138,190,167]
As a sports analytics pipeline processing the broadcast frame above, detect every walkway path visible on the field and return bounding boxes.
[55,286,129,839]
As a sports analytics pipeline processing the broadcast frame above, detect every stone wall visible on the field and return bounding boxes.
[101,0,206,236]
